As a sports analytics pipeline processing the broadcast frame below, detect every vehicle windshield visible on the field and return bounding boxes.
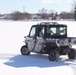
[46,26,67,38]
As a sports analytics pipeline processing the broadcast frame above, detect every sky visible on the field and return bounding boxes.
[0,0,75,14]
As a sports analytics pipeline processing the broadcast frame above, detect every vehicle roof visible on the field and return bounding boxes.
[32,22,67,27]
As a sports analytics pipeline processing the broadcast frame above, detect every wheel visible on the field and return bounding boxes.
[49,50,59,61]
[68,48,76,59]
[20,45,30,55]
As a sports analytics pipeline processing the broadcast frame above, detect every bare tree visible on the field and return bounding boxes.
[60,12,68,19]
[38,8,48,19]
[11,11,30,20]
[72,1,76,10]
[11,11,23,20]
[39,8,47,13]
[49,10,57,20]
[23,12,30,19]
[71,1,76,20]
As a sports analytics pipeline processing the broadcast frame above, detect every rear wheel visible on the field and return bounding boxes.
[68,48,76,59]
[49,50,59,61]
[20,45,30,55]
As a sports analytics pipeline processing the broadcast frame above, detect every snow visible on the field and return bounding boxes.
[0,20,76,75]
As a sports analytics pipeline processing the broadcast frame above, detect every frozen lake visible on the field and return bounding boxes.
[0,20,76,75]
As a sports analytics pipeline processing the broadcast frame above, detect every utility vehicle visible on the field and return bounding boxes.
[20,22,76,61]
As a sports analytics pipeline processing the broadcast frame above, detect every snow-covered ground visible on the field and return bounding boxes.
[0,20,76,75]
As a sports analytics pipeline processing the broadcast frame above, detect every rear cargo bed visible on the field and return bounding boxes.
[59,37,76,46]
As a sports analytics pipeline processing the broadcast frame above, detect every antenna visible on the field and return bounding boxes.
[23,7,25,13]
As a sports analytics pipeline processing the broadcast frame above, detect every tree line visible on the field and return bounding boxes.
[9,8,76,21]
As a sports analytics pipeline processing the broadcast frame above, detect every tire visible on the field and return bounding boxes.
[49,50,59,61]
[68,48,76,59]
[20,45,30,55]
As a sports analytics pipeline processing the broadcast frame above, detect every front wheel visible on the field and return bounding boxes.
[49,50,59,61]
[68,48,76,59]
[20,45,30,55]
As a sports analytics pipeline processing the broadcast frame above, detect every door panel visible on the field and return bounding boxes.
[27,26,36,51]
[34,37,44,52]
[34,26,45,52]
[27,38,35,51]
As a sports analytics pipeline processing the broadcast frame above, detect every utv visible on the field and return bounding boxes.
[20,22,76,61]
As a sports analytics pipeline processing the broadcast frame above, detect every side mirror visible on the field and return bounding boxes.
[24,35,29,38]
[24,36,26,38]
